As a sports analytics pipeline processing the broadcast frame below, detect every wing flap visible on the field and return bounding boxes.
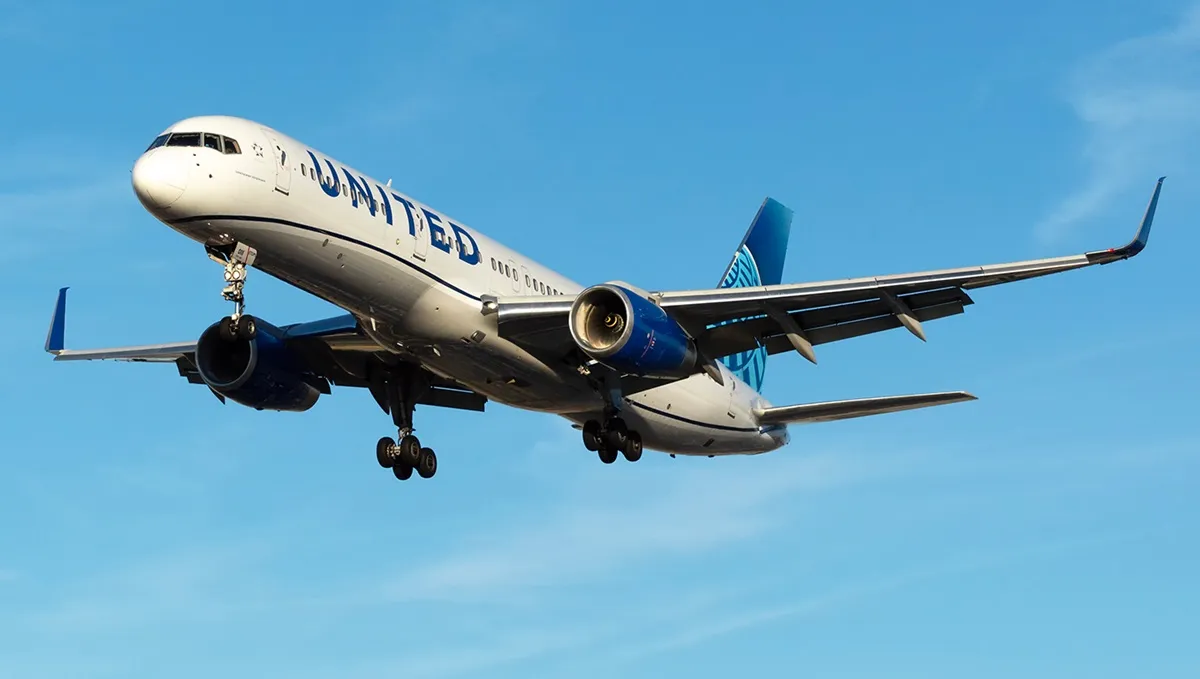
[664,176,1163,327]
[755,391,977,425]
[699,287,974,359]
[45,289,489,413]
[484,177,1163,367]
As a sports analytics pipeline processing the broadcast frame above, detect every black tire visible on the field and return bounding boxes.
[582,420,602,451]
[598,446,618,464]
[608,417,628,434]
[603,426,626,452]
[398,435,421,467]
[237,315,257,340]
[622,431,643,462]
[392,464,413,480]
[376,436,396,468]
[417,447,437,479]
[219,316,237,341]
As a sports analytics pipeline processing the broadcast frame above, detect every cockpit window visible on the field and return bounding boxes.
[202,133,223,152]
[150,132,240,153]
[166,132,201,147]
[145,134,169,151]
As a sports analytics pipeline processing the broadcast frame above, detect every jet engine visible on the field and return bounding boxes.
[194,317,324,411]
[568,283,699,377]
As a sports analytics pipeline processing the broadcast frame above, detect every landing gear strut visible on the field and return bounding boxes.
[583,415,643,464]
[372,365,438,482]
[213,242,258,340]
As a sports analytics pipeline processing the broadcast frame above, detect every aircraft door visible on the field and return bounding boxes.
[413,209,430,261]
[263,131,291,195]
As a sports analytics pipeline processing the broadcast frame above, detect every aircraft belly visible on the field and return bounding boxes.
[190,217,598,412]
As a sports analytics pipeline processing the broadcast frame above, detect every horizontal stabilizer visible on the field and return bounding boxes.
[754,391,977,425]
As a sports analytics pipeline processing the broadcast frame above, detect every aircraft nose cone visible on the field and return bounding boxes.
[131,150,188,209]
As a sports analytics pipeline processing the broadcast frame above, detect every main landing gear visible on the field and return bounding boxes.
[212,241,258,340]
[581,416,643,464]
[372,366,438,482]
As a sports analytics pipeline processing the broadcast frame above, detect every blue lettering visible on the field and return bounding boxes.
[376,186,393,225]
[423,208,452,254]
[307,151,340,198]
[391,193,416,235]
[449,222,481,265]
[342,169,376,215]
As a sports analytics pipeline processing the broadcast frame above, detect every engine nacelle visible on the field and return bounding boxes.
[195,318,323,412]
[569,283,698,377]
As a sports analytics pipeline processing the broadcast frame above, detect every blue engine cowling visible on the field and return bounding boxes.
[194,318,323,412]
[568,283,698,376]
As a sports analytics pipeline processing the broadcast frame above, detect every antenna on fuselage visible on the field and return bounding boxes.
[386,178,392,187]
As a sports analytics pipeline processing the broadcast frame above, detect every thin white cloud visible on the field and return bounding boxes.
[613,531,1136,662]
[28,539,280,633]
[386,449,921,604]
[1038,4,1200,242]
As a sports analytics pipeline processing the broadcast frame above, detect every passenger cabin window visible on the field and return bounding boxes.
[202,133,223,152]
[223,137,241,154]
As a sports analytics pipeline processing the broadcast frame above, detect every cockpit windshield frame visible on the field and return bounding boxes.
[145,131,242,155]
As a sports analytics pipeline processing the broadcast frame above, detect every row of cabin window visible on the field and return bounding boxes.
[489,257,560,295]
[294,164,472,256]
[298,162,384,212]
[146,132,242,155]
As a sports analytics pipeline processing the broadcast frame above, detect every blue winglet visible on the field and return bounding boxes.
[1086,176,1164,264]
[1125,176,1165,257]
[45,287,68,354]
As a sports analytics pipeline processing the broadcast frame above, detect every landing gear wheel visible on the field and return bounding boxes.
[582,420,602,451]
[236,315,257,340]
[219,316,238,341]
[603,427,626,453]
[598,446,618,464]
[398,435,421,467]
[621,431,643,462]
[417,447,438,479]
[392,464,413,480]
[376,437,396,468]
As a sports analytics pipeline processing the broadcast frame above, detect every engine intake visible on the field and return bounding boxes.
[569,283,697,377]
[195,318,323,412]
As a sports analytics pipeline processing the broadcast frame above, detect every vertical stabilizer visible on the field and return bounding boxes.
[715,197,793,391]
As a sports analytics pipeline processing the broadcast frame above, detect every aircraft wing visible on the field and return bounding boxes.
[755,391,977,425]
[490,177,1164,365]
[44,289,487,412]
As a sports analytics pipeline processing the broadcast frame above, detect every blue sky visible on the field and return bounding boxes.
[2,0,1198,676]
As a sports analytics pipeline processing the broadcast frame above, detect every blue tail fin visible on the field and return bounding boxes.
[716,197,793,392]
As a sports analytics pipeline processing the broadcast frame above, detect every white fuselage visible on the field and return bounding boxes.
[131,115,788,456]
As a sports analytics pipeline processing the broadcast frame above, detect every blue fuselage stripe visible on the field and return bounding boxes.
[170,214,482,302]
[625,400,759,433]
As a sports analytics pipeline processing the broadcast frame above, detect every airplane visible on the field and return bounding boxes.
[43,116,1164,483]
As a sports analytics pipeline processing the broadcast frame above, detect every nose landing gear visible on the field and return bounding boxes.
[211,241,258,340]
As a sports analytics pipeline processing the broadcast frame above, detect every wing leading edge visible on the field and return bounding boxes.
[43,288,487,412]
[489,177,1165,366]
[755,391,977,425]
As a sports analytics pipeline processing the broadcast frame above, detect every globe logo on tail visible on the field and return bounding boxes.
[717,245,768,392]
